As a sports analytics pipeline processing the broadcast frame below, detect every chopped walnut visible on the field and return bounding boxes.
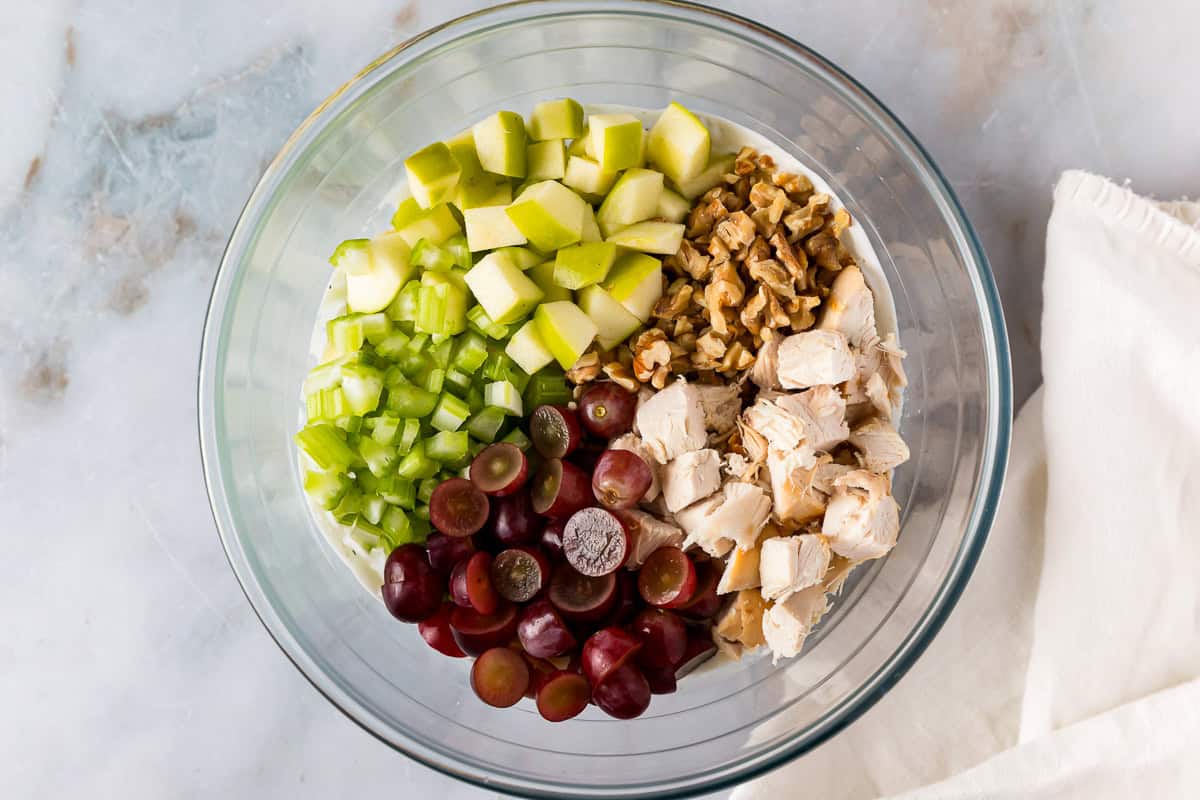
[632,329,672,383]
[602,361,638,392]
[770,230,807,286]
[565,351,601,383]
[677,240,712,280]
[715,210,757,253]
[783,193,830,240]
[653,279,694,320]
[704,261,745,336]
[748,257,796,300]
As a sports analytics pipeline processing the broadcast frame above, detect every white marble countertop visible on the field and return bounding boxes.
[2,1,1196,798]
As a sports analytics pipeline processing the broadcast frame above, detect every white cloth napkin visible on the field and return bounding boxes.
[734,170,1200,799]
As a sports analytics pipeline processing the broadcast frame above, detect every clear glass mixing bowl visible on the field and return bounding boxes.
[199,2,1011,796]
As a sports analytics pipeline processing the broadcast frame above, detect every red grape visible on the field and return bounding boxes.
[591,449,652,509]
[581,626,643,686]
[381,544,443,622]
[449,602,519,656]
[418,602,467,658]
[492,491,543,547]
[429,478,490,538]
[491,547,550,603]
[605,569,640,626]
[424,532,476,574]
[530,405,582,459]
[449,559,473,608]
[674,631,717,679]
[535,670,591,722]
[521,650,558,698]
[470,647,530,708]
[563,507,630,576]
[517,598,577,658]
[469,443,528,496]
[548,565,618,622]
[637,546,697,607]
[568,444,605,473]
[540,519,566,559]
[677,559,722,619]
[578,383,637,439]
[592,662,651,719]
[530,459,592,518]
[642,661,678,694]
[631,608,688,668]
[463,551,499,614]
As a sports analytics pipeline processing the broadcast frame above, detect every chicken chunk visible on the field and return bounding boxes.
[715,588,768,649]
[694,384,742,436]
[822,554,858,595]
[712,631,744,660]
[848,416,910,472]
[817,265,877,347]
[748,335,782,390]
[661,449,722,513]
[822,470,900,561]
[844,332,908,417]
[717,544,762,595]
[609,433,662,501]
[677,481,772,555]
[634,380,707,464]
[759,535,832,601]
[776,330,855,389]
[773,385,849,452]
[767,450,827,525]
[812,459,856,495]
[742,396,812,458]
[674,493,733,557]
[762,585,830,662]
[620,509,685,568]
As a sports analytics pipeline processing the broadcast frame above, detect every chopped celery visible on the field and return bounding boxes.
[483,351,514,382]
[431,393,471,432]
[466,385,485,414]
[501,427,533,451]
[385,384,438,418]
[360,312,391,344]
[420,366,445,394]
[406,332,431,354]
[374,329,411,360]
[335,416,363,434]
[331,488,362,524]
[303,470,351,510]
[444,367,472,396]
[381,506,416,544]
[416,282,469,336]
[466,406,507,443]
[466,304,511,340]
[396,441,439,479]
[413,504,431,521]
[410,515,432,541]
[421,266,470,294]
[396,418,421,454]
[361,495,387,526]
[385,280,421,325]
[349,518,386,553]
[302,353,357,396]
[427,430,470,465]
[358,436,398,478]
[340,364,384,415]
[417,477,438,505]
[382,478,417,509]
[504,364,531,394]
[296,423,358,471]
[411,238,455,271]
[400,351,430,378]
[484,380,523,416]
[451,331,489,372]
[306,386,348,422]
[431,338,455,369]
[524,369,571,408]
[444,235,472,269]
[326,315,365,357]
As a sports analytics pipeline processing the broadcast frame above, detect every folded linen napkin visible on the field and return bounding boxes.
[734,170,1200,799]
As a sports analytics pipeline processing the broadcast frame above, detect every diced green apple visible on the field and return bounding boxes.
[527,260,572,302]
[589,113,644,172]
[567,126,591,157]
[404,142,462,209]
[671,152,735,199]
[553,241,617,290]
[577,284,643,349]
[526,139,567,180]
[605,221,685,255]
[529,98,585,141]
[455,175,512,210]
[347,233,414,313]
[463,251,545,324]
[596,168,664,235]
[600,252,662,322]
[505,181,587,252]
[493,246,544,270]
[646,101,711,185]
[330,238,371,275]
[445,129,484,175]
[395,203,462,247]
[391,197,423,230]
[563,156,617,198]
[534,301,598,369]
[463,205,528,251]
[657,189,691,223]
[580,203,602,243]
[472,111,527,177]
[504,319,555,374]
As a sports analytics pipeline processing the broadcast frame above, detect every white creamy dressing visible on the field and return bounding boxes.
[300,106,900,609]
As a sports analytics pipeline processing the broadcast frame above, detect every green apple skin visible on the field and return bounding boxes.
[329,238,372,275]
[463,251,545,324]
[463,205,528,251]
[657,189,691,223]
[600,252,663,322]
[527,260,573,303]
[404,141,462,209]
[533,301,598,369]
[526,139,567,180]
[604,221,685,255]
[455,176,512,210]
[580,203,603,243]
[445,129,484,175]
[493,246,543,270]
[646,102,711,185]
[596,168,664,235]
[562,156,617,198]
[577,284,643,349]
[504,319,556,374]
[347,233,414,314]
[391,197,423,230]
[670,153,736,199]
[528,98,585,141]
[553,241,618,290]
[589,113,645,172]
[505,181,587,252]
[472,111,528,178]
[396,203,462,248]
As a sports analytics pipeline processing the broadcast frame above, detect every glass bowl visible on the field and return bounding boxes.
[198,1,1011,797]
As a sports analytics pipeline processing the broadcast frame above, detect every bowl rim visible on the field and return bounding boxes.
[198,1,1013,796]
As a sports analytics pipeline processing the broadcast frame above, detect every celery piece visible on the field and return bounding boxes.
[385,384,438,418]
[396,441,439,480]
[484,380,523,416]
[451,331,489,372]
[431,338,455,369]
[416,282,469,336]
[417,477,439,505]
[413,504,431,521]
[466,406,507,443]
[399,351,429,380]
[382,478,417,510]
[302,353,357,396]
[296,423,358,471]
[374,329,411,360]
[524,369,571,408]
[431,393,472,432]
[427,430,470,465]
[380,505,415,543]
[421,267,470,294]
[306,386,348,422]
[359,312,391,344]
[396,418,421,455]
[386,280,421,325]
[327,315,365,357]
[303,470,351,510]
[349,518,386,553]
[466,304,512,340]
[405,333,431,354]
[358,436,398,478]
[411,238,455,271]
[466,385,485,414]
[335,416,363,434]
[340,364,385,415]
[329,238,372,274]
[409,515,432,542]
[444,367,472,397]
[421,367,445,395]
[361,495,387,526]
[503,364,531,394]
[483,351,514,382]
[501,427,533,452]
[331,488,363,525]
[444,235,472,269]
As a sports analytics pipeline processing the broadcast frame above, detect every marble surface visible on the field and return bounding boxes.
[1,1,1196,798]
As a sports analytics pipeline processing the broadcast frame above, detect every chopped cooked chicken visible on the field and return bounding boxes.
[773,385,849,452]
[715,588,769,649]
[712,631,744,660]
[848,416,910,472]
[817,265,876,347]
[822,469,900,561]
[759,535,832,601]
[812,459,856,495]
[762,585,830,662]
[609,433,662,501]
[631,385,657,436]
[677,481,772,555]
[822,554,858,595]
[776,330,855,389]
[620,509,685,568]
[693,384,742,436]
[723,451,758,482]
[742,396,812,457]
[736,417,770,466]
[674,493,732,557]
[635,380,708,463]
[748,335,781,390]
[717,544,761,595]
[767,449,827,524]
[865,372,891,419]
[844,332,908,417]
[661,448,722,513]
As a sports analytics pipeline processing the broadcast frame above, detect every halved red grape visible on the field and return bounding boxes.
[592,662,651,719]
[605,570,640,626]
[518,598,577,659]
[492,491,543,547]
[530,459,592,518]
[470,646,530,708]
[641,661,678,695]
[563,507,630,576]
[548,565,618,622]
[540,519,566,559]
[449,601,519,656]
[676,560,721,619]
[464,551,499,614]
[491,547,550,603]
[569,444,605,474]
[521,649,559,698]
[430,478,490,538]
[536,670,591,722]
[381,544,443,622]
[530,404,582,459]
[591,449,652,509]
[449,559,473,608]
[674,632,717,679]
[418,602,467,658]
[637,546,697,607]
[581,626,643,686]
[470,443,528,496]
[631,608,688,668]
[578,383,637,439]
[425,532,476,574]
